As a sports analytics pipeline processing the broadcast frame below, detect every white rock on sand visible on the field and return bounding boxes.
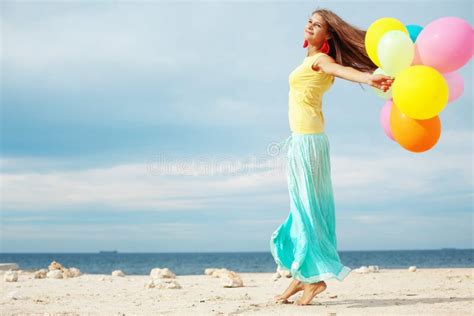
[111,270,125,277]
[65,267,82,278]
[204,267,244,288]
[4,270,18,282]
[145,279,182,289]
[204,268,216,275]
[48,261,65,271]
[34,269,48,279]
[150,267,176,279]
[146,268,181,289]
[28,261,83,280]
[46,270,63,279]
[208,268,231,278]
[353,265,380,274]
[221,271,244,288]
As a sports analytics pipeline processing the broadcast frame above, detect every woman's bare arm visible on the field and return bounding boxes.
[314,55,393,92]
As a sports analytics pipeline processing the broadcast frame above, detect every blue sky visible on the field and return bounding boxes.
[1,0,472,252]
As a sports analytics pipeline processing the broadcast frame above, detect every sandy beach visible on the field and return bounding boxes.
[1,268,473,315]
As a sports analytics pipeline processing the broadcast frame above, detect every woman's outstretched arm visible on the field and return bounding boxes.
[314,54,394,92]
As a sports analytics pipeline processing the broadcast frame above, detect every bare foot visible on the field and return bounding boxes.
[293,281,327,305]
[273,279,304,303]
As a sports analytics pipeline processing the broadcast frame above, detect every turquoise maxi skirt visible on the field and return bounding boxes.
[269,132,351,283]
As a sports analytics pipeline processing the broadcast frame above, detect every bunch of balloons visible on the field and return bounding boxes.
[365,16,473,153]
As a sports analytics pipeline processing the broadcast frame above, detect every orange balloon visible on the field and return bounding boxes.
[390,102,441,153]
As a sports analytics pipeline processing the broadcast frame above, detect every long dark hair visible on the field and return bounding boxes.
[313,8,378,74]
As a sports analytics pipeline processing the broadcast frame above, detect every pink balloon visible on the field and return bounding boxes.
[472,28,474,57]
[380,100,395,141]
[415,17,473,73]
[442,71,464,103]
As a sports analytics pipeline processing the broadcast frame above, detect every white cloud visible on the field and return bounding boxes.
[1,4,190,72]
[1,130,471,212]
[0,154,288,211]
[1,3,290,131]
[1,3,291,80]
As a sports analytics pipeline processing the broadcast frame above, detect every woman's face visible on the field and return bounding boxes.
[304,13,329,46]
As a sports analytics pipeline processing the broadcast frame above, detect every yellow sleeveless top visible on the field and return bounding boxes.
[288,52,335,134]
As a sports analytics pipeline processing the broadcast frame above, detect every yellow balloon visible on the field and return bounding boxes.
[365,17,408,67]
[392,65,449,120]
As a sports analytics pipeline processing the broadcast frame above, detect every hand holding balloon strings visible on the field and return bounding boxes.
[367,74,394,93]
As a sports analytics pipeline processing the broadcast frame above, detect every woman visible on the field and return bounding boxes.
[269,8,393,306]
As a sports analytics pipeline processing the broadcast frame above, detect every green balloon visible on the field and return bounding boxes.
[377,30,414,77]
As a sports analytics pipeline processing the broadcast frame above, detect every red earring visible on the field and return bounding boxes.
[302,39,308,48]
[321,39,330,54]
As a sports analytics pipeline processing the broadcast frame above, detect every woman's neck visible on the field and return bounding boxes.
[306,47,322,57]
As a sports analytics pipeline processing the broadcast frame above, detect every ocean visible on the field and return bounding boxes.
[1,249,472,275]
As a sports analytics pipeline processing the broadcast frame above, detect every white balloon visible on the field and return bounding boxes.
[377,30,415,77]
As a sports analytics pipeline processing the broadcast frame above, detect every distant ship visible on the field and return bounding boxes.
[99,250,118,254]
[440,248,456,250]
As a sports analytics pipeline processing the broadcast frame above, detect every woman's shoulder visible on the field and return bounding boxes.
[308,53,335,74]
[309,52,335,65]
